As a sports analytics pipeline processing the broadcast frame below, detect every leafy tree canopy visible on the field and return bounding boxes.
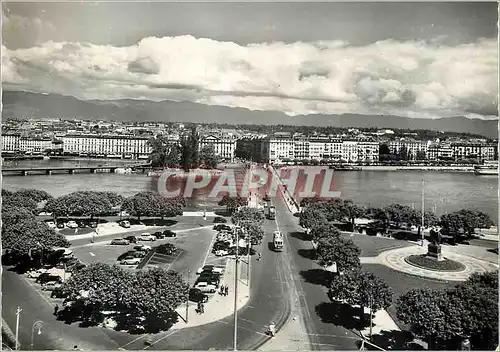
[316,235,361,272]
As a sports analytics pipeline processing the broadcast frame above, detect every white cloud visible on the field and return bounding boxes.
[1,35,498,119]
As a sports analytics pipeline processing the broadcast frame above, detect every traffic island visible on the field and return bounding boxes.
[404,255,466,272]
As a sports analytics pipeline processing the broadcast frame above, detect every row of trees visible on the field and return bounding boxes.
[218,195,248,215]
[148,126,218,169]
[231,207,265,244]
[397,271,498,350]
[299,196,494,238]
[2,189,70,260]
[60,263,189,333]
[300,199,498,350]
[43,191,185,221]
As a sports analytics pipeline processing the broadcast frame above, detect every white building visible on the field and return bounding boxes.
[389,139,429,159]
[268,132,295,163]
[59,134,152,159]
[1,133,21,153]
[199,135,237,162]
[357,141,380,163]
[342,141,359,162]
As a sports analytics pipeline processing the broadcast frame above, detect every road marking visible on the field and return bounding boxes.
[21,276,55,308]
[89,252,96,256]
[142,329,180,350]
[164,252,182,271]
[119,334,147,349]
[202,229,219,266]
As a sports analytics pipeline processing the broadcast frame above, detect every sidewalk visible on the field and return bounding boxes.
[258,315,311,351]
[171,257,250,329]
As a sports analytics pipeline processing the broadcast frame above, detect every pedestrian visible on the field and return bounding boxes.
[54,304,59,316]
[225,285,229,296]
[197,301,202,314]
[220,285,224,295]
[200,302,205,314]
[258,253,262,261]
[73,345,79,350]
[269,322,276,337]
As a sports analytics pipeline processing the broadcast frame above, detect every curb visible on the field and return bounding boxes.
[2,318,18,350]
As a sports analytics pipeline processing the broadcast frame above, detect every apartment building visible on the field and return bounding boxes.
[199,135,237,162]
[1,133,21,153]
[59,134,152,159]
[357,141,380,163]
[389,139,429,159]
[19,137,53,154]
[268,132,295,163]
[427,143,454,160]
[342,141,359,162]
[451,143,496,161]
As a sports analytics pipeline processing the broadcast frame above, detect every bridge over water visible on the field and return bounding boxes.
[2,163,153,176]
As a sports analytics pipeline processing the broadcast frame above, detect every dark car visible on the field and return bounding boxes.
[157,243,177,255]
[56,222,65,229]
[36,273,63,284]
[77,221,87,228]
[212,241,230,253]
[213,217,227,224]
[189,288,209,303]
[124,236,138,243]
[162,230,177,237]
[153,232,165,239]
[132,251,147,258]
[51,287,67,299]
[196,274,220,287]
[213,224,232,231]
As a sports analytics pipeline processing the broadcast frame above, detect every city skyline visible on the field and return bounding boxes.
[2,2,498,123]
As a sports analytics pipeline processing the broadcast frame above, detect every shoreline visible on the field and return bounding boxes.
[358,165,474,172]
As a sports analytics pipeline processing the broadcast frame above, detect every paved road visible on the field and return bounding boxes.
[2,269,119,351]
[117,217,293,350]
[273,195,361,350]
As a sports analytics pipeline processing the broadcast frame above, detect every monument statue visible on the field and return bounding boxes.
[427,228,443,261]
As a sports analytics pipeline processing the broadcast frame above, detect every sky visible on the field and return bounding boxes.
[2,2,498,120]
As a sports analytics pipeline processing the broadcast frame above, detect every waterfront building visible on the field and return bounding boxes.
[59,134,152,159]
[342,140,359,163]
[199,134,237,162]
[451,142,496,161]
[389,138,429,159]
[19,137,53,154]
[1,133,21,153]
[357,140,380,163]
[268,132,295,163]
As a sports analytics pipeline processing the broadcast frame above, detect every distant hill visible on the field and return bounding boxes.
[2,90,498,138]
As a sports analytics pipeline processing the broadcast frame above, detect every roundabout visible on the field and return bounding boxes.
[377,244,498,282]
[404,254,466,272]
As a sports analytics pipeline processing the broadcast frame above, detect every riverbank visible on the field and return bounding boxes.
[358,165,474,172]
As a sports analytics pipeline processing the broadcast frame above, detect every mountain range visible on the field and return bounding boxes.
[2,90,498,138]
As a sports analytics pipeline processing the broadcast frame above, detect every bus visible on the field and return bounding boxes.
[273,231,283,252]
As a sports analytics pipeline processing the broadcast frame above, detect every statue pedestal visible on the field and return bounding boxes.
[426,243,444,261]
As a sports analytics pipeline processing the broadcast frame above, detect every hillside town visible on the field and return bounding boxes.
[1,117,498,164]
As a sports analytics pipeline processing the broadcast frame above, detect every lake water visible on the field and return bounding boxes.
[2,159,498,219]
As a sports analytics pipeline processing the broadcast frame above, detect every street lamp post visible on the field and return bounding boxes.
[30,321,43,350]
[185,270,191,323]
[15,307,22,350]
[368,294,373,341]
[233,226,240,351]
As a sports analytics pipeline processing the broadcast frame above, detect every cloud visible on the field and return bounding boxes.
[2,10,56,48]
[1,35,498,119]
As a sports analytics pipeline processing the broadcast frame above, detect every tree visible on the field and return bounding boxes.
[156,196,184,218]
[46,192,113,220]
[121,192,162,221]
[148,135,171,168]
[2,194,39,214]
[232,207,265,225]
[416,150,427,160]
[13,189,53,203]
[239,221,265,243]
[199,144,218,169]
[341,200,366,231]
[218,195,247,215]
[96,191,124,208]
[299,206,328,232]
[316,235,361,272]
[310,221,341,242]
[121,268,189,332]
[396,288,464,349]
[382,203,420,228]
[2,212,70,254]
[179,126,200,170]
[328,269,393,325]
[379,144,390,155]
[440,210,494,237]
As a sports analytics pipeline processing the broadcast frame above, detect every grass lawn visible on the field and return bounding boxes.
[405,255,466,272]
[343,234,414,257]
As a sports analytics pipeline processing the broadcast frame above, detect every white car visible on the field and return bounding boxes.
[46,221,56,229]
[66,221,78,229]
[42,281,63,291]
[215,249,229,257]
[27,268,50,279]
[194,282,217,293]
[134,244,152,251]
[139,233,156,241]
[196,265,224,275]
[120,257,141,265]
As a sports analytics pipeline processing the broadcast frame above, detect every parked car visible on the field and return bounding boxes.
[27,268,50,279]
[46,221,56,229]
[134,244,152,252]
[56,222,65,229]
[194,282,217,293]
[157,243,177,255]
[89,222,98,228]
[66,221,78,229]
[78,221,87,228]
[139,233,156,242]
[197,265,224,275]
[111,238,130,245]
[124,236,138,243]
[213,224,232,231]
[132,251,147,258]
[189,288,209,303]
[213,217,227,224]
[42,281,63,291]
[215,249,229,257]
[162,229,177,237]
[120,257,142,265]
[153,231,165,239]
[51,287,67,298]
[196,274,220,287]
[119,220,131,228]
[36,273,63,284]
[119,211,130,217]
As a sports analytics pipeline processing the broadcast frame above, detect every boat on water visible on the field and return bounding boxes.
[147,168,225,177]
[43,156,50,160]
[115,167,133,174]
[474,161,498,175]
[329,165,362,171]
